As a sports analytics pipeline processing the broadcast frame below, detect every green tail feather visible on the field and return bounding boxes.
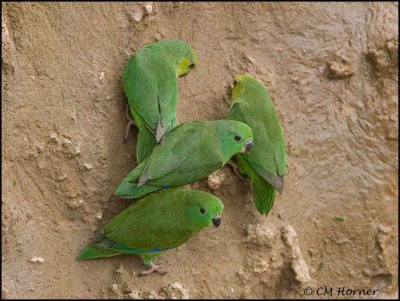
[136,128,157,163]
[135,117,176,163]
[76,239,161,263]
[115,157,160,199]
[236,154,277,215]
[252,178,276,215]
[129,106,162,164]
[75,246,121,260]
[115,180,160,199]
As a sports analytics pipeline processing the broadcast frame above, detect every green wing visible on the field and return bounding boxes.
[155,65,178,140]
[123,48,178,141]
[143,123,197,181]
[123,54,160,132]
[106,189,193,250]
[115,123,195,198]
[142,122,224,186]
[229,99,286,193]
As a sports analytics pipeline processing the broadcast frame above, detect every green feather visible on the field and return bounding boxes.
[115,157,161,198]
[115,178,160,200]
[130,107,158,163]
[76,246,121,260]
[236,155,276,215]
[253,182,276,215]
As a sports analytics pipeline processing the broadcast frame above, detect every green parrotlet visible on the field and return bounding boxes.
[123,39,198,162]
[228,74,286,215]
[76,188,223,276]
[115,120,253,199]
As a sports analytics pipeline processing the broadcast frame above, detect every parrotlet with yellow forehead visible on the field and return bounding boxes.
[228,74,287,215]
[123,40,198,162]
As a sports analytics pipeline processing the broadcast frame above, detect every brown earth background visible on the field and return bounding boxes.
[1,2,398,299]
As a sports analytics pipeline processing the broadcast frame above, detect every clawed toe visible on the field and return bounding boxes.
[124,120,135,142]
[124,105,136,142]
[139,262,167,276]
[227,160,245,181]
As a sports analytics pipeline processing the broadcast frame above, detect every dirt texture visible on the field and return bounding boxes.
[2,2,398,299]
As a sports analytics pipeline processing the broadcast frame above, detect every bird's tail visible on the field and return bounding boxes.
[115,181,160,199]
[236,154,276,215]
[136,126,157,163]
[252,177,276,215]
[76,246,121,260]
[114,157,160,199]
[129,107,159,163]
[76,235,153,261]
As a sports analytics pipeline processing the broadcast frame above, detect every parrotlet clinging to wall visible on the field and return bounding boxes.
[228,74,286,215]
[115,120,253,199]
[76,188,223,276]
[123,39,198,162]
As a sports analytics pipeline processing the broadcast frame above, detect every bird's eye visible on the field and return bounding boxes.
[200,208,206,214]
[189,63,195,68]
[234,135,242,142]
[233,80,237,85]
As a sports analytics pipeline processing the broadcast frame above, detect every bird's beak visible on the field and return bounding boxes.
[180,71,189,77]
[212,216,221,227]
[242,138,253,153]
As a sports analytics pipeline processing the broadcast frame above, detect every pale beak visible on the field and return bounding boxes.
[242,138,253,153]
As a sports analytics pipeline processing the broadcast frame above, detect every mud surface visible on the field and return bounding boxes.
[2,2,398,299]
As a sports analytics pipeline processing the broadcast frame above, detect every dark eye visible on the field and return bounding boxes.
[189,63,195,68]
[233,80,237,85]
[234,135,242,142]
[200,208,206,214]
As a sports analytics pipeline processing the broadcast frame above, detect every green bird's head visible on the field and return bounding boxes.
[212,120,254,159]
[149,40,198,77]
[183,190,224,232]
[155,39,198,77]
[231,74,265,101]
[167,40,197,77]
[176,48,198,78]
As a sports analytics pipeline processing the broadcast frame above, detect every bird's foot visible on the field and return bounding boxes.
[139,262,167,277]
[223,96,231,108]
[124,105,136,142]
[227,160,245,181]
